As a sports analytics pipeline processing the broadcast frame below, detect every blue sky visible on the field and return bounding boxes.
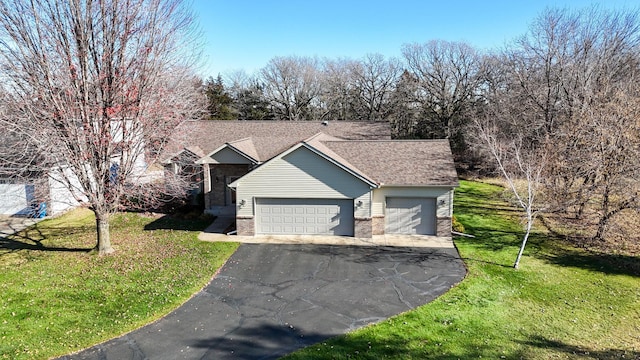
[192,0,636,78]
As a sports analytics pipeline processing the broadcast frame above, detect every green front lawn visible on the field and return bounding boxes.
[286,180,640,359]
[0,209,238,360]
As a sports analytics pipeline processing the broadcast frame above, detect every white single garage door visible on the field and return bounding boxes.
[256,198,354,236]
[385,197,436,235]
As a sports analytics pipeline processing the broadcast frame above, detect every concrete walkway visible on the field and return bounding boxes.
[0,215,41,236]
[199,215,456,249]
[61,242,466,359]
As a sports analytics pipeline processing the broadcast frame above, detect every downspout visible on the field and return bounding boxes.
[202,163,211,210]
[450,187,454,217]
[369,186,374,218]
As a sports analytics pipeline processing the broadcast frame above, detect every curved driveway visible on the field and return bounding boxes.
[61,243,466,360]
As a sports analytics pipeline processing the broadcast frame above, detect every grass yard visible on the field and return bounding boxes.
[0,209,238,360]
[286,180,640,359]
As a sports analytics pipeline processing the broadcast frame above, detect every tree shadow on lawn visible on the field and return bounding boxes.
[282,328,507,360]
[143,214,214,232]
[0,223,92,255]
[454,252,513,269]
[536,243,640,277]
[454,214,640,277]
[188,321,500,360]
[209,323,638,360]
[517,335,640,360]
[455,203,523,220]
[454,225,526,255]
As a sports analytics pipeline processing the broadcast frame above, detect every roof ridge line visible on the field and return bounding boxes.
[227,136,253,144]
[321,139,450,143]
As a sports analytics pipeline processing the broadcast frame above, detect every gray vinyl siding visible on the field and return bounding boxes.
[353,192,371,218]
[235,146,371,217]
[211,146,254,164]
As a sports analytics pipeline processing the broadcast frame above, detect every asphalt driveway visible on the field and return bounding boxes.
[61,243,466,360]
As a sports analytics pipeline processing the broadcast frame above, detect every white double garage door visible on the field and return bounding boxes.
[255,197,436,236]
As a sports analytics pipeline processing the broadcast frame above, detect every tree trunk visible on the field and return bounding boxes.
[513,222,531,269]
[595,183,610,241]
[595,215,608,242]
[514,213,533,269]
[576,201,586,219]
[95,213,115,255]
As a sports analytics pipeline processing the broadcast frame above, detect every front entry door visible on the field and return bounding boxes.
[225,176,240,205]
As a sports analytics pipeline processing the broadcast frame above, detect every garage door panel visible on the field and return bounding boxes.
[386,197,436,235]
[256,198,354,236]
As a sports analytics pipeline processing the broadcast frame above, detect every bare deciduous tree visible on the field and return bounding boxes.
[402,40,483,153]
[0,0,203,254]
[260,56,322,121]
[389,70,420,138]
[552,87,640,241]
[498,7,640,243]
[348,53,402,121]
[223,71,271,120]
[504,9,575,137]
[319,58,356,121]
[473,111,547,269]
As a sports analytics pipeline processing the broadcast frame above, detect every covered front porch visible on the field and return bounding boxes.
[201,163,248,215]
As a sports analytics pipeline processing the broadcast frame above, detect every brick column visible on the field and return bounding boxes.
[372,215,385,235]
[354,217,372,238]
[236,216,254,236]
[436,217,452,237]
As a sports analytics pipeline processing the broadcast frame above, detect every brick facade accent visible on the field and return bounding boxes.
[236,216,254,236]
[436,217,452,237]
[372,215,385,235]
[354,217,372,238]
[206,164,250,208]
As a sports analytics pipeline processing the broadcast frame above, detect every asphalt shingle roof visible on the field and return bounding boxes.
[163,120,458,187]
[321,140,459,186]
[164,120,391,162]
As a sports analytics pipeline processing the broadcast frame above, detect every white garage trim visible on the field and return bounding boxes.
[385,197,436,235]
[256,198,354,236]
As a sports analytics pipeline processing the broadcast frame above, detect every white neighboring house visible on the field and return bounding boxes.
[0,119,155,217]
[46,166,87,215]
[110,118,157,184]
[0,168,83,217]
[0,181,35,216]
